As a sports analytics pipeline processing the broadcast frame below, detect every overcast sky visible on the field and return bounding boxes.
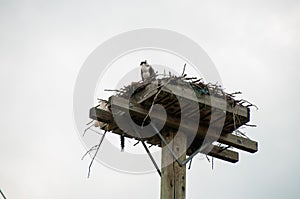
[1,0,300,198]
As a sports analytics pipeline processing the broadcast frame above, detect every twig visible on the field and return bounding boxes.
[240,99,258,110]
[181,63,186,76]
[141,78,173,127]
[206,155,210,163]
[245,124,257,127]
[104,89,122,92]
[192,79,202,83]
[188,157,193,170]
[81,145,99,160]
[87,131,107,178]
[84,122,107,137]
[120,134,125,151]
[83,123,95,136]
[86,120,94,125]
[228,91,242,96]
[183,77,197,80]
[86,128,104,136]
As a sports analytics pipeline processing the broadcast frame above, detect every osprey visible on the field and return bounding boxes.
[140,60,155,81]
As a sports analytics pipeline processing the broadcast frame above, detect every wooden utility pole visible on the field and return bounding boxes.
[161,130,186,199]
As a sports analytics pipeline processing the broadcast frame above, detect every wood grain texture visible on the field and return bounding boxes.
[161,130,186,199]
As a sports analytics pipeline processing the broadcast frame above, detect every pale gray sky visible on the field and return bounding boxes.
[1,0,300,198]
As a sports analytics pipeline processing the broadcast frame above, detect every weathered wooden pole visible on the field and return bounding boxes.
[161,129,186,199]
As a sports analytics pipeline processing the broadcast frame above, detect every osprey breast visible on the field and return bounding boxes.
[141,65,150,72]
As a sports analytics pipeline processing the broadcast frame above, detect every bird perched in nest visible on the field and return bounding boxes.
[140,60,155,81]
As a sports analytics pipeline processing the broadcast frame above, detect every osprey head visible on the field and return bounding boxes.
[140,60,147,66]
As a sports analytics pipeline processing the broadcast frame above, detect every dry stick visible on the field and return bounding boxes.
[241,99,258,110]
[87,128,104,135]
[141,84,164,98]
[188,158,193,169]
[104,89,122,92]
[183,77,197,80]
[81,127,108,159]
[228,91,242,96]
[141,75,190,127]
[141,78,173,127]
[83,123,95,136]
[181,63,187,76]
[87,131,107,178]
[192,79,202,83]
[86,120,94,125]
[206,155,210,163]
[81,145,99,160]
[83,123,108,137]
[245,124,257,127]
[120,134,125,151]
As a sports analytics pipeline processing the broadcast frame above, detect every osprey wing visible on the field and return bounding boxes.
[149,66,155,77]
[141,69,144,81]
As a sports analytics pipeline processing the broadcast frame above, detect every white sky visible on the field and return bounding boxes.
[1,0,300,198]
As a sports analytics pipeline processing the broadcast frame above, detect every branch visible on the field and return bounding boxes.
[227,91,242,97]
[245,124,257,127]
[188,157,193,170]
[86,128,104,136]
[81,145,99,160]
[239,99,258,110]
[86,120,94,125]
[141,78,173,127]
[83,123,95,136]
[133,141,140,146]
[87,131,107,178]
[181,63,186,76]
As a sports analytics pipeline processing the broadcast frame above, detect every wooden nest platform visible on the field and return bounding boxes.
[90,76,258,163]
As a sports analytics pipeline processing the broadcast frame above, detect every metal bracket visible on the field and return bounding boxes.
[0,188,7,199]
[130,123,162,177]
[150,123,210,167]
[128,121,210,176]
